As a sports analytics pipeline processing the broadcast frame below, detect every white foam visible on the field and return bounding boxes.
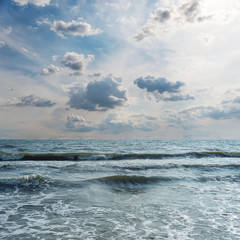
[0,154,23,161]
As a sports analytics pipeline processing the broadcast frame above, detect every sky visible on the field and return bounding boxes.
[0,0,240,139]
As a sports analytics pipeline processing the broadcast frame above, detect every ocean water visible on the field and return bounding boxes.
[1,139,240,239]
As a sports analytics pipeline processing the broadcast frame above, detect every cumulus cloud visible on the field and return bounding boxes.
[134,0,212,41]
[12,0,51,7]
[41,64,60,75]
[134,76,184,94]
[66,113,159,134]
[67,76,127,111]
[66,114,96,131]
[134,75,193,102]
[62,52,94,72]
[5,95,56,107]
[51,20,102,38]
[41,52,94,76]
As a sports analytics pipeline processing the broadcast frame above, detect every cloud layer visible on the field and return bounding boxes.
[66,113,159,134]
[134,0,212,41]
[13,0,51,7]
[67,76,128,111]
[5,95,56,107]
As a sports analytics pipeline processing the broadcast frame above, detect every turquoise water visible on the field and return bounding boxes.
[1,140,240,239]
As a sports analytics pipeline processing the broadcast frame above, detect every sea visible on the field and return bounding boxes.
[0,139,240,240]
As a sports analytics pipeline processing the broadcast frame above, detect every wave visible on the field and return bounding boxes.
[1,144,17,149]
[1,151,240,161]
[118,163,240,171]
[0,152,240,161]
[92,174,240,187]
[91,175,174,185]
[0,174,51,190]
[198,174,240,183]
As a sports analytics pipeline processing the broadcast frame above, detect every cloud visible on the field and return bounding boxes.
[5,95,56,107]
[179,0,202,23]
[66,114,96,132]
[134,75,193,102]
[12,0,51,7]
[62,52,94,72]
[41,64,60,75]
[41,52,94,76]
[152,8,171,23]
[166,96,240,129]
[134,0,213,41]
[163,94,195,101]
[67,76,127,111]
[0,41,5,48]
[66,113,159,134]
[134,76,184,94]
[51,20,102,38]
[3,27,12,35]
[88,73,101,78]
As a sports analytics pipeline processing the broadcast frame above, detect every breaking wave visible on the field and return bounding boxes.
[1,151,240,161]
[0,174,50,190]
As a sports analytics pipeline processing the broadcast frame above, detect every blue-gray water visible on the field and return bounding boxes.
[1,139,240,239]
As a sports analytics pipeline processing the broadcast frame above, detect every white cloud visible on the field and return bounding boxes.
[41,52,94,76]
[134,0,217,41]
[197,33,215,47]
[62,52,94,73]
[0,40,5,48]
[12,0,51,7]
[3,27,12,35]
[51,20,102,38]
[41,64,61,75]
[52,55,60,61]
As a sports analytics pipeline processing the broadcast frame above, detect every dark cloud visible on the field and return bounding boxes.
[179,0,200,22]
[134,76,194,102]
[67,76,127,111]
[62,52,94,72]
[51,20,102,38]
[134,76,184,94]
[134,28,152,42]
[153,9,171,23]
[5,95,56,107]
